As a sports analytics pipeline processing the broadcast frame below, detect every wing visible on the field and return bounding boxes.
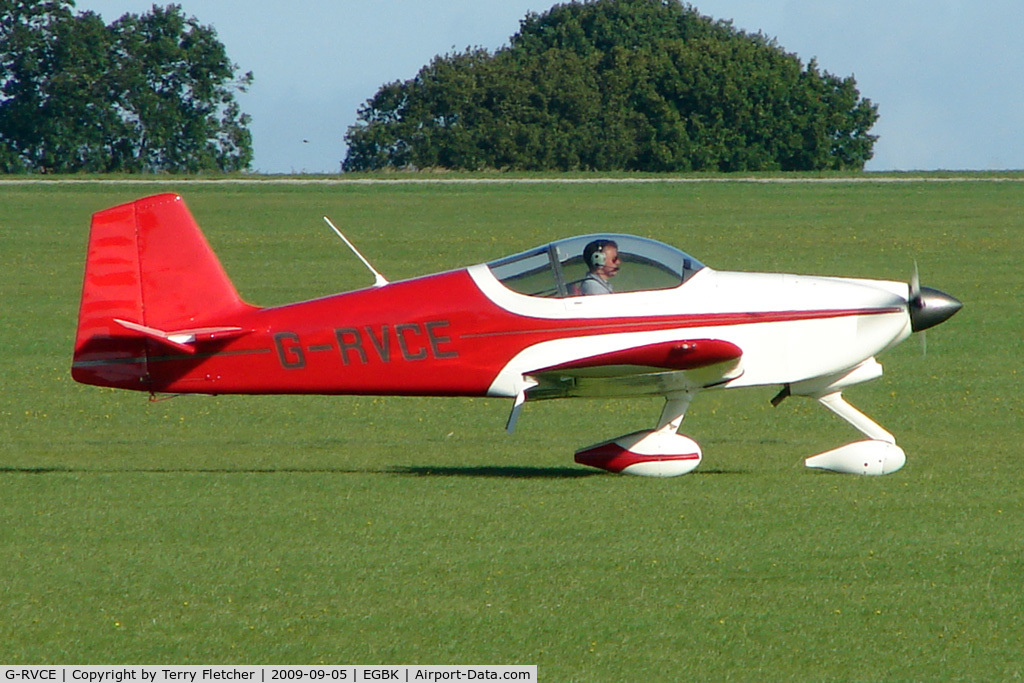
[525,338,743,399]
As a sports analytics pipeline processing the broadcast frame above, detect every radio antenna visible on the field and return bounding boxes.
[323,216,388,287]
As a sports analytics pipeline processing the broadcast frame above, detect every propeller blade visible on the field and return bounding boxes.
[910,261,925,354]
[910,260,921,306]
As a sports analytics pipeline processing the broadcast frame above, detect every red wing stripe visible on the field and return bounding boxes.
[538,338,742,372]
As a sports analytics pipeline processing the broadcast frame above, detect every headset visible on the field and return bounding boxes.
[587,239,614,268]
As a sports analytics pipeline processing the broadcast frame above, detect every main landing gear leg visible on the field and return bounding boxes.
[574,392,703,477]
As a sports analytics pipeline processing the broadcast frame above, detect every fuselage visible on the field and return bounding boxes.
[75,263,913,399]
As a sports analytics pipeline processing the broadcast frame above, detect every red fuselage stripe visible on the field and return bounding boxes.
[461,306,904,339]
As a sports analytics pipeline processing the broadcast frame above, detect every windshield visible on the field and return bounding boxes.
[486,234,704,298]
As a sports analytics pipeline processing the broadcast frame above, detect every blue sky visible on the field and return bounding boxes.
[76,1,1024,173]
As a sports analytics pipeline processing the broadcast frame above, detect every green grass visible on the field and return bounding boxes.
[1,177,1022,678]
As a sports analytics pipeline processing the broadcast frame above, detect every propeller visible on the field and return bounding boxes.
[909,261,926,354]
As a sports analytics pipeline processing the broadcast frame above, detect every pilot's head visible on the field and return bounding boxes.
[583,239,620,279]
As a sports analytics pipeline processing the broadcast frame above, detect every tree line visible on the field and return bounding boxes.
[344,0,879,173]
[0,0,252,173]
[2,0,880,174]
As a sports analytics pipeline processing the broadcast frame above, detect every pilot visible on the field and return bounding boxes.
[580,239,620,295]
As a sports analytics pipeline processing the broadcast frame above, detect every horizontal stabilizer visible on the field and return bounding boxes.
[113,318,247,354]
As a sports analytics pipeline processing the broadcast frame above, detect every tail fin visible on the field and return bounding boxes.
[72,193,256,389]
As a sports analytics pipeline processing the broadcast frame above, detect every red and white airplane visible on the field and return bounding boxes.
[72,193,961,477]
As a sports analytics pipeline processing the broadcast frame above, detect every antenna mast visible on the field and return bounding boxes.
[323,216,389,288]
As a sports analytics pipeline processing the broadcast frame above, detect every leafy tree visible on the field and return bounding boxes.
[0,0,253,173]
[344,0,878,172]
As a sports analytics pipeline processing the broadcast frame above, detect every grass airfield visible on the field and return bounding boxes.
[1,176,1021,678]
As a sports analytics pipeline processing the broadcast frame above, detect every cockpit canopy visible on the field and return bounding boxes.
[486,234,704,298]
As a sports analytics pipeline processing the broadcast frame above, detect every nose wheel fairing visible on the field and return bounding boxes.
[805,440,906,475]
